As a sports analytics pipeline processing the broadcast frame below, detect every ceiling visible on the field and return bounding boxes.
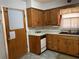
[22,0,62,3]
[35,0,54,3]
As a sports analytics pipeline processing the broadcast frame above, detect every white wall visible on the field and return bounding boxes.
[0,0,7,58]
[43,0,79,10]
[31,0,45,10]
[0,0,27,59]
[28,0,79,10]
[0,10,7,59]
[7,0,26,10]
[0,0,26,10]
[26,0,31,8]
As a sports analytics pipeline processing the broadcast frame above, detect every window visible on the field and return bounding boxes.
[60,13,79,31]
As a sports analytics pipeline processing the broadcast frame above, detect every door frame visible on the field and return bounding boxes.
[1,7,28,59]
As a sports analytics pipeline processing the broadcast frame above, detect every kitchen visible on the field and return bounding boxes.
[0,0,79,59]
[27,1,79,59]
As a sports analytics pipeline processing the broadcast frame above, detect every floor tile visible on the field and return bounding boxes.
[21,50,78,59]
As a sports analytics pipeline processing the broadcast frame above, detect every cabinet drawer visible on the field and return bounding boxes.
[41,38,46,48]
[41,47,46,53]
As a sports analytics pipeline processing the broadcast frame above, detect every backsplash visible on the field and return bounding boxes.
[28,26,61,34]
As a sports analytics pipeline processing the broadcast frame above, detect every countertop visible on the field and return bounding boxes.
[28,30,79,37]
[47,33,79,37]
[28,26,79,36]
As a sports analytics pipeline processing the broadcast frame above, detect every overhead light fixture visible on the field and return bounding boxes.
[67,0,72,3]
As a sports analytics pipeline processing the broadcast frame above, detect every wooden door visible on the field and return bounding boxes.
[73,38,79,56]
[31,9,39,27]
[44,10,51,25]
[58,36,67,53]
[3,7,27,59]
[65,36,74,55]
[27,8,32,27]
[47,35,58,51]
[29,36,41,54]
[38,10,44,26]
[50,9,60,25]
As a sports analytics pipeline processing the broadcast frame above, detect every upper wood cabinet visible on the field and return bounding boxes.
[44,9,60,26]
[27,8,44,27]
[50,9,60,25]
[27,8,60,27]
[60,6,79,14]
[43,10,51,26]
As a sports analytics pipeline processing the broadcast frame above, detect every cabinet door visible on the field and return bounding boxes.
[27,9,32,27]
[50,9,60,25]
[73,38,79,57]
[29,36,41,54]
[38,10,44,26]
[27,8,38,27]
[46,35,53,49]
[44,10,51,25]
[47,35,58,51]
[51,35,58,51]
[58,36,67,53]
[64,36,74,55]
[31,9,39,27]
[27,8,44,27]
[60,8,71,14]
[71,7,79,13]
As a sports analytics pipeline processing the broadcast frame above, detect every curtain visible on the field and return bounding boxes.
[60,13,79,31]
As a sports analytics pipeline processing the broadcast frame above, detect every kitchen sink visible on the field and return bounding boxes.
[60,32,79,35]
[35,31,42,33]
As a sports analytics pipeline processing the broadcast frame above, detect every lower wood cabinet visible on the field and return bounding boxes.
[46,34,79,57]
[58,36,67,53]
[46,35,59,51]
[73,39,79,56]
[29,35,46,54]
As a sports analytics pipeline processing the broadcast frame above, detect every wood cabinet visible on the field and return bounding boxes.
[46,34,59,51]
[71,7,79,13]
[27,6,79,27]
[50,9,60,25]
[29,35,46,54]
[27,8,44,27]
[60,8,71,14]
[58,36,67,53]
[60,6,79,14]
[27,8,60,27]
[46,34,79,57]
[43,9,60,26]
[43,10,51,25]
[73,38,79,56]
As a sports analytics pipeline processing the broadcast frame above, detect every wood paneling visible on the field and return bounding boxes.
[27,8,44,27]
[29,35,41,54]
[46,34,58,51]
[27,4,79,27]
[43,10,51,25]
[46,34,79,57]
[50,9,60,25]
[60,6,79,14]
[27,8,60,27]
[58,36,67,53]
[3,7,27,59]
